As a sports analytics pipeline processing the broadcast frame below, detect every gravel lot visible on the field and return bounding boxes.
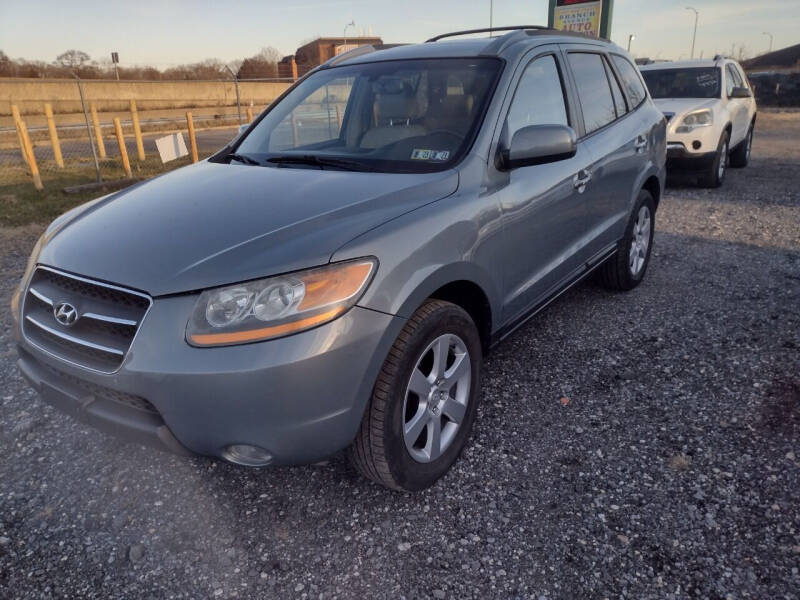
[1,112,798,600]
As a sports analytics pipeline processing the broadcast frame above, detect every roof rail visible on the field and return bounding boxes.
[426,25,550,43]
[319,44,376,69]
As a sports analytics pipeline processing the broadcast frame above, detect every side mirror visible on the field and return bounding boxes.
[730,86,752,99]
[232,123,249,142]
[497,124,577,170]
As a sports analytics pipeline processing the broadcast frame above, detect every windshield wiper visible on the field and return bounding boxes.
[265,154,371,172]
[228,152,261,166]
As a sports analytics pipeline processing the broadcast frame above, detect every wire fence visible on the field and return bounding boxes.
[0,78,294,192]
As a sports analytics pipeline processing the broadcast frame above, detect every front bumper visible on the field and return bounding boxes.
[666,143,717,172]
[12,286,404,465]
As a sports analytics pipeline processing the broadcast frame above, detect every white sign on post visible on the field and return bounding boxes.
[155,132,189,163]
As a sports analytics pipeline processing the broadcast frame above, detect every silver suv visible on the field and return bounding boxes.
[12,26,666,491]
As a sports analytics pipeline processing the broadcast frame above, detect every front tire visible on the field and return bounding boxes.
[347,300,482,491]
[596,189,655,291]
[700,130,730,188]
[729,125,753,168]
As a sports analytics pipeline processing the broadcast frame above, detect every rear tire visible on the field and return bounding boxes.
[729,125,753,168]
[347,300,482,491]
[699,130,729,188]
[596,190,655,291]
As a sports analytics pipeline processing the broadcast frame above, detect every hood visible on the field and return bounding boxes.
[653,97,717,119]
[39,161,458,296]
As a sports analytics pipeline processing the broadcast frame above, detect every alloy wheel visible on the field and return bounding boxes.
[718,140,728,180]
[402,334,471,463]
[629,205,651,276]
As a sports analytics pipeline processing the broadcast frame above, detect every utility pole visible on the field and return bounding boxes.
[627,34,635,52]
[686,6,699,59]
[224,65,241,125]
[343,20,355,46]
[762,31,773,53]
[489,0,493,30]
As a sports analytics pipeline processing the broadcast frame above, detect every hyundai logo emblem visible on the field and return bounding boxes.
[53,302,79,327]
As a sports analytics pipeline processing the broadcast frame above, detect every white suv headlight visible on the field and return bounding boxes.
[676,109,713,132]
[187,258,376,347]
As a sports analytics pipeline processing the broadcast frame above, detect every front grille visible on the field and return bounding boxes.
[42,362,158,414]
[22,267,151,373]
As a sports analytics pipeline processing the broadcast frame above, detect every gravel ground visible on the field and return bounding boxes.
[1,112,798,600]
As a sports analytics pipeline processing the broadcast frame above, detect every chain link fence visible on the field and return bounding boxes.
[1,77,294,193]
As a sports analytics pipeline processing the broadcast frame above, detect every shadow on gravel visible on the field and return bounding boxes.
[759,380,800,435]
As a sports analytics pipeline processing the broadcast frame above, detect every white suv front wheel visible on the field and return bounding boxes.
[701,130,730,188]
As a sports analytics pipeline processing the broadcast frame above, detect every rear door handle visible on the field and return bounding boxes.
[573,169,592,192]
[635,135,648,152]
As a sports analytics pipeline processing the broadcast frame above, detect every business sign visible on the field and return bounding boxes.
[553,0,603,37]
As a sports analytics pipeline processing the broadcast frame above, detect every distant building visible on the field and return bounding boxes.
[279,36,383,79]
[741,43,800,73]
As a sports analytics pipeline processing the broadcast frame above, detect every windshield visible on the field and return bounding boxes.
[641,67,721,99]
[231,58,502,173]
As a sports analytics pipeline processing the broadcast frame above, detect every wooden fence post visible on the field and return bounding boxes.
[186,112,199,163]
[90,103,107,158]
[11,105,30,167]
[129,99,145,160]
[113,117,132,178]
[44,104,64,168]
[19,121,43,190]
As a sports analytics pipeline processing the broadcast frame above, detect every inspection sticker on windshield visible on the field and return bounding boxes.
[411,149,450,161]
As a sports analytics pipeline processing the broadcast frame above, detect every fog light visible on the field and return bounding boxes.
[692,140,702,150]
[222,444,273,467]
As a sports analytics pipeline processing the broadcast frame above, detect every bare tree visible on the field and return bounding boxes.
[55,49,91,69]
[237,46,283,79]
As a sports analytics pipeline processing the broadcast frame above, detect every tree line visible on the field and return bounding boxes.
[0,47,287,80]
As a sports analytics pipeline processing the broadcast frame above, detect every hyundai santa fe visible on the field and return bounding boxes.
[12,26,666,491]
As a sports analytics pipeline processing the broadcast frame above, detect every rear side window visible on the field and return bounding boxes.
[611,55,647,107]
[604,58,628,118]
[506,54,569,138]
[568,53,616,134]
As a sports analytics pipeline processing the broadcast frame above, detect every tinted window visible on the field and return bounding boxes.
[506,55,568,137]
[604,58,628,117]
[568,53,616,134]
[611,55,647,106]
[641,67,721,99]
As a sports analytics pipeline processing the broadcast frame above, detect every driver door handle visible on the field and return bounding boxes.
[573,169,592,192]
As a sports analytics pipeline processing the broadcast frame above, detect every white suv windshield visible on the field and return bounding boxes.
[642,67,721,99]
[232,58,502,173]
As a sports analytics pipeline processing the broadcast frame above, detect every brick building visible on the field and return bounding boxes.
[278,36,383,79]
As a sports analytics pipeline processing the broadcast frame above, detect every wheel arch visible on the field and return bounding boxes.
[392,263,498,353]
[642,175,662,211]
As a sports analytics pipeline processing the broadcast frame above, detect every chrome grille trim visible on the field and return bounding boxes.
[81,312,139,327]
[21,266,152,374]
[25,315,125,356]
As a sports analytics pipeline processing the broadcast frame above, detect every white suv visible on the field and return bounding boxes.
[640,58,757,187]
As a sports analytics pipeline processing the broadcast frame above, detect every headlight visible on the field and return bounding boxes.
[186,258,376,347]
[20,233,45,290]
[676,109,713,132]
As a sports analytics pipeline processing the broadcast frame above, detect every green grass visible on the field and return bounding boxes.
[1,155,204,227]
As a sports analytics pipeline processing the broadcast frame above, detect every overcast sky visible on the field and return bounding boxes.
[1,0,797,67]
